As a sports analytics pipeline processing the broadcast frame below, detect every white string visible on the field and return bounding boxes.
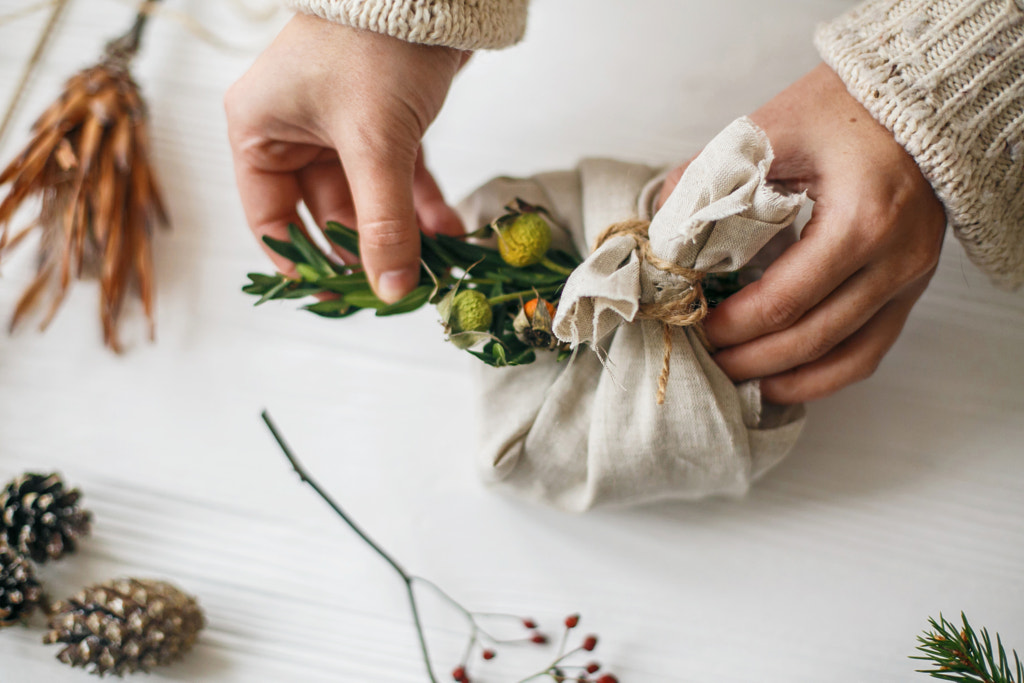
[0,0,57,27]
[110,0,282,54]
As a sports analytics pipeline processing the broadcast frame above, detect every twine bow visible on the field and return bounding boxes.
[593,219,715,405]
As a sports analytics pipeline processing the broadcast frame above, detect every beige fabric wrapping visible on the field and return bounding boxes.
[457,118,809,512]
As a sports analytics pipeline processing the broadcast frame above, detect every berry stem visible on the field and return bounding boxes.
[557,625,570,659]
[413,577,520,645]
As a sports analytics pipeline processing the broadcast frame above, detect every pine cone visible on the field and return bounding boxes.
[44,578,204,677]
[0,472,91,563]
[0,545,43,627]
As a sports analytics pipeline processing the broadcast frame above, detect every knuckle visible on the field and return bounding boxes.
[345,112,420,165]
[360,220,417,250]
[799,329,842,363]
[902,238,942,282]
[759,289,804,331]
[234,137,276,168]
[855,205,894,251]
[854,353,883,383]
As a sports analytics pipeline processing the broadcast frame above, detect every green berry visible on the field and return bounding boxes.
[451,290,492,332]
[498,213,552,267]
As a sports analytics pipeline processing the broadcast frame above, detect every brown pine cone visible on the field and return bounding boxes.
[44,578,204,677]
[0,472,91,564]
[0,545,43,627]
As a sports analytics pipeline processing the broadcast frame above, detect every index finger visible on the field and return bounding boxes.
[232,154,308,277]
[342,149,421,304]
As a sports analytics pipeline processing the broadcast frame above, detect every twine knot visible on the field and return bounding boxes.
[593,219,714,405]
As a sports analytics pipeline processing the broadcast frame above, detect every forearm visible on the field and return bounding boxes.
[816,0,1024,289]
[285,0,529,50]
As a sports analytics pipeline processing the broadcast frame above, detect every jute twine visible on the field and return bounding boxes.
[593,219,714,405]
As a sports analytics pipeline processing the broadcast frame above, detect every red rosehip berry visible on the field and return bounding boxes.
[596,675,618,683]
[522,618,537,629]
[451,666,467,681]
[586,662,601,673]
[582,635,598,651]
[531,633,548,644]
[564,614,580,629]
[481,649,495,660]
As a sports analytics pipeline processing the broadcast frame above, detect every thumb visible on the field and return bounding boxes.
[344,150,421,304]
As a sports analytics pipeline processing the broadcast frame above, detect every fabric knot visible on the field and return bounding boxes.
[593,218,714,405]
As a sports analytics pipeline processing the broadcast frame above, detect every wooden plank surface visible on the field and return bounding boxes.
[1,1,1022,681]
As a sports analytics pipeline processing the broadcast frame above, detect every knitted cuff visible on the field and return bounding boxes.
[285,0,529,50]
[815,0,1024,290]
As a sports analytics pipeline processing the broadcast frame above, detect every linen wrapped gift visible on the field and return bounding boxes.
[456,117,808,511]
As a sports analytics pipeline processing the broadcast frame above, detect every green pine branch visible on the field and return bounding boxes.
[914,613,1023,683]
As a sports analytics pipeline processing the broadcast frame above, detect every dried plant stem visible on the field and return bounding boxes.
[261,410,616,683]
[0,0,70,148]
[105,0,163,64]
[260,410,439,683]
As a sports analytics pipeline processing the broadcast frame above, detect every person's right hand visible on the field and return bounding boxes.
[224,13,468,303]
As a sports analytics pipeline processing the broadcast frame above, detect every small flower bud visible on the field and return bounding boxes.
[497,212,552,267]
[564,613,580,629]
[514,297,564,350]
[586,662,600,673]
[481,649,495,660]
[451,665,466,681]
[523,297,556,320]
[596,675,618,683]
[582,635,598,651]
[531,633,548,645]
[450,290,492,332]
[522,618,537,629]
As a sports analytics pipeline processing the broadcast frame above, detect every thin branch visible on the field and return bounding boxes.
[260,410,410,581]
[261,410,439,682]
[406,582,439,683]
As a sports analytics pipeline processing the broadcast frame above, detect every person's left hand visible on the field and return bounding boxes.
[656,63,946,404]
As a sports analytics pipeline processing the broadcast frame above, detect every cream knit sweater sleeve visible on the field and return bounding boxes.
[284,0,529,50]
[286,1,1022,287]
[815,0,1024,289]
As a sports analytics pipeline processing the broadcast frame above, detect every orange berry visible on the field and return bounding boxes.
[523,298,555,320]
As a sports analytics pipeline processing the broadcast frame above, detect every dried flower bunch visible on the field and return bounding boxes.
[0,4,167,351]
[262,411,620,683]
[244,200,582,367]
[44,577,204,677]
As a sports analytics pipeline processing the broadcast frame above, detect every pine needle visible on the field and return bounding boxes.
[914,613,1023,683]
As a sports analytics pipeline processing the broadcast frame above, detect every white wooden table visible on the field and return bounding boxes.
[1,1,1022,681]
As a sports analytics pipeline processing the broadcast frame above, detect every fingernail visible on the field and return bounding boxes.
[377,268,417,304]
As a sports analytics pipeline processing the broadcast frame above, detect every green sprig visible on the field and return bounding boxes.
[241,217,583,367]
[914,613,1023,683]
